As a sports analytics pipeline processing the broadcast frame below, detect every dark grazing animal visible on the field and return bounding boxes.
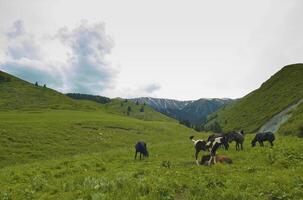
[189,136,208,165]
[207,133,229,150]
[201,155,233,165]
[205,137,229,165]
[135,141,149,159]
[251,132,275,147]
[227,130,245,150]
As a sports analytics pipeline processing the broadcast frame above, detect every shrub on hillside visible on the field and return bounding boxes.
[0,75,11,83]
[140,106,145,112]
[179,119,191,128]
[66,93,111,104]
[298,126,303,137]
[204,121,222,133]
[127,106,132,112]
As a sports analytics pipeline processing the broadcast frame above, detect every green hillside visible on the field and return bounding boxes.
[204,64,303,134]
[103,99,175,122]
[0,70,98,111]
[278,102,303,137]
[0,70,171,122]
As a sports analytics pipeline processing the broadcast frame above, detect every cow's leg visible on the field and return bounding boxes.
[270,141,274,146]
[140,153,142,160]
[208,156,215,165]
[207,156,212,166]
[241,142,243,150]
[195,150,200,165]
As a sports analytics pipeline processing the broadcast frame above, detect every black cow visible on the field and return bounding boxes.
[135,141,149,159]
[251,132,275,147]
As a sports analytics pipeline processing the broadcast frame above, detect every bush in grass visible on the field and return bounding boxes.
[155,186,174,200]
[137,178,151,196]
[133,169,147,179]
[0,191,12,200]
[161,161,171,168]
[31,175,48,192]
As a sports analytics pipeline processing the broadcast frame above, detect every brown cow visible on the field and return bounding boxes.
[200,155,233,165]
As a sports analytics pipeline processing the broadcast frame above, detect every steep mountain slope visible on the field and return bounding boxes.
[132,97,191,111]
[181,98,234,124]
[204,64,303,134]
[278,101,303,137]
[132,97,233,125]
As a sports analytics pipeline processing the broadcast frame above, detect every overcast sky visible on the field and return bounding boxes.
[0,0,302,100]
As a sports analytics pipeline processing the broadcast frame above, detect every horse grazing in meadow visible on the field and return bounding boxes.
[227,130,245,150]
[189,136,208,165]
[135,141,149,159]
[251,132,275,147]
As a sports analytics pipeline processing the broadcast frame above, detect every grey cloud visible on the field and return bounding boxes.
[143,83,161,93]
[0,20,117,94]
[5,20,41,60]
[57,21,116,94]
[6,20,25,38]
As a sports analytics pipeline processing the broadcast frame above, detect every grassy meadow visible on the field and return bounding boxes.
[1,70,303,199]
[0,110,303,200]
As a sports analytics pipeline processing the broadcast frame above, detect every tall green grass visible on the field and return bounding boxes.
[0,110,303,199]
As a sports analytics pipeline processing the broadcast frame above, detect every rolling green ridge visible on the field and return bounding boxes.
[66,93,111,104]
[0,70,171,122]
[0,70,99,111]
[102,99,175,122]
[204,64,303,134]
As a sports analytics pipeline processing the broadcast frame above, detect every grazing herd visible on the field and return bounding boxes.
[135,131,275,166]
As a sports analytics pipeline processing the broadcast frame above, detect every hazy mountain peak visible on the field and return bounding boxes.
[131,97,234,125]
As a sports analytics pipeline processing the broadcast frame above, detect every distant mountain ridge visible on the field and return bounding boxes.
[131,97,234,124]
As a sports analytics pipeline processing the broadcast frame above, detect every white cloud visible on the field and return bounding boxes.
[5,20,41,60]
[0,20,117,94]
[102,82,162,99]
